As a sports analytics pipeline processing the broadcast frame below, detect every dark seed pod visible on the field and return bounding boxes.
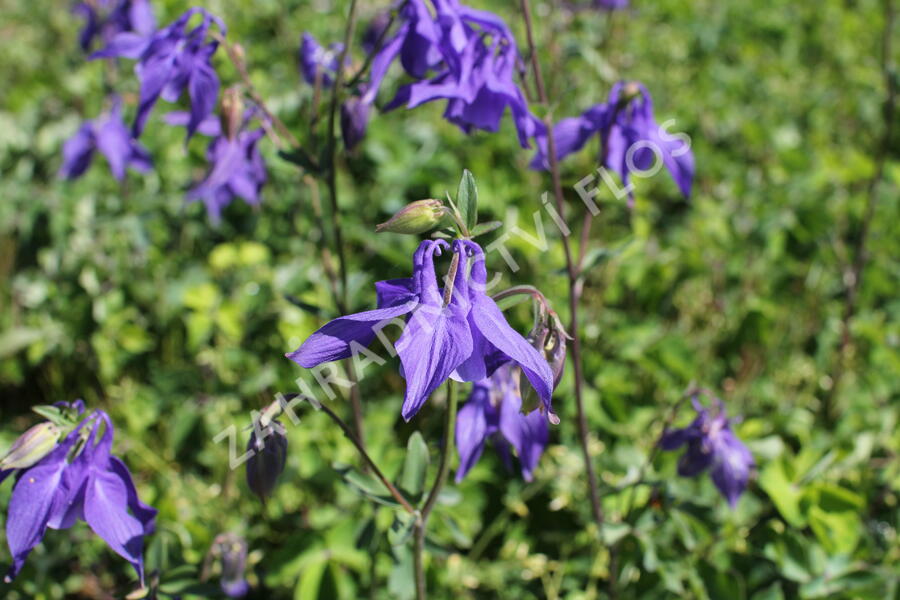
[245,421,287,503]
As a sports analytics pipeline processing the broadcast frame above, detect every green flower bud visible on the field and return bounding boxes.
[0,422,61,470]
[375,199,445,235]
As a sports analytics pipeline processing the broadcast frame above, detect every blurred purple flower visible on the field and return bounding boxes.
[532,81,694,200]
[299,32,343,87]
[60,97,153,181]
[381,0,544,148]
[75,0,156,52]
[166,111,267,223]
[245,420,287,503]
[2,403,157,584]
[287,239,555,422]
[659,397,754,507]
[92,8,225,139]
[456,363,550,482]
[208,533,250,598]
[594,0,629,9]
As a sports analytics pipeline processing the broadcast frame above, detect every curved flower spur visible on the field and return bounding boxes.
[287,238,556,423]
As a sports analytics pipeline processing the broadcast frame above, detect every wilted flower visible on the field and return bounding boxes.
[59,97,153,181]
[456,363,550,482]
[375,199,445,234]
[92,8,225,138]
[75,0,155,52]
[2,403,157,583]
[659,397,754,507]
[532,81,694,201]
[287,239,555,422]
[245,420,287,503]
[0,422,61,471]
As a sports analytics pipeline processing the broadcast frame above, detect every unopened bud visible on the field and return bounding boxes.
[231,43,246,64]
[375,199,445,234]
[0,422,61,470]
[220,87,244,140]
[245,421,287,503]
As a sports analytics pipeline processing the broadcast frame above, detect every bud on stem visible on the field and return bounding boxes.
[375,199,445,234]
[0,422,61,470]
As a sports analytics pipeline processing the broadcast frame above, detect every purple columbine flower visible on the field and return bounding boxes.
[165,111,268,222]
[380,0,544,148]
[2,402,157,583]
[659,397,754,507]
[287,239,555,422]
[532,81,694,201]
[75,0,155,52]
[92,8,225,139]
[299,32,344,88]
[456,363,549,482]
[60,97,153,181]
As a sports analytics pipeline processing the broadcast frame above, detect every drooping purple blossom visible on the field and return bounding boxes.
[287,239,555,422]
[75,0,155,52]
[165,111,268,222]
[532,81,694,201]
[456,363,549,482]
[2,402,157,583]
[299,32,343,88]
[380,0,544,148]
[659,397,754,507]
[245,420,287,504]
[92,8,225,139]
[59,97,153,181]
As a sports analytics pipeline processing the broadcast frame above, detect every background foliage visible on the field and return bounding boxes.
[1,0,898,598]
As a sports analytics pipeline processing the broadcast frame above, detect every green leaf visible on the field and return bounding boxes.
[293,555,329,600]
[400,431,429,500]
[387,546,416,600]
[759,457,805,527]
[456,169,478,233]
[334,463,401,508]
[387,511,417,547]
[470,220,502,238]
[807,506,861,555]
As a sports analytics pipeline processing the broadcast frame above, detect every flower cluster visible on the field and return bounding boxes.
[302,0,543,151]
[659,397,754,507]
[63,3,270,222]
[456,363,549,482]
[1,401,157,583]
[288,239,556,422]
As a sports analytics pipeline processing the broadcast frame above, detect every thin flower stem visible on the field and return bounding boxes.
[414,379,460,600]
[316,401,416,514]
[320,0,368,446]
[325,0,361,310]
[211,31,300,149]
[826,0,896,421]
[519,0,606,534]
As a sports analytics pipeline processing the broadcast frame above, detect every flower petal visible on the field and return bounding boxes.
[454,383,490,482]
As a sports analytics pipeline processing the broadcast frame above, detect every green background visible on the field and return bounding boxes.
[0,0,898,598]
